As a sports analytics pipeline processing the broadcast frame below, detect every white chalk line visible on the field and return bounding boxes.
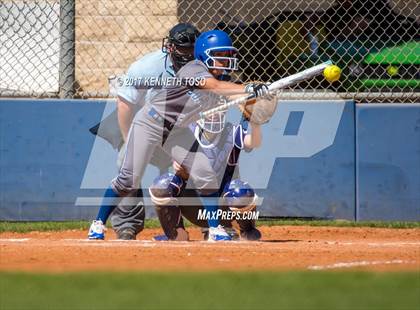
[308,259,417,270]
[1,239,419,249]
[217,258,231,262]
[59,239,251,249]
[0,238,31,242]
[0,238,263,249]
[324,241,420,247]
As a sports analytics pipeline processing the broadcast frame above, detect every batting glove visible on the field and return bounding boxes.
[244,82,271,99]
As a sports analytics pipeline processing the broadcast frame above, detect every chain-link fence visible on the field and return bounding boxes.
[1,0,419,102]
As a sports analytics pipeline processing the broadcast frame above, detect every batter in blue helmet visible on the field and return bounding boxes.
[88,30,271,241]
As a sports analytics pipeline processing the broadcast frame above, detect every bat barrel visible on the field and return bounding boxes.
[268,61,332,91]
[200,61,332,118]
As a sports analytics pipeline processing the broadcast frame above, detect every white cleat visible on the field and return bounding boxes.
[208,225,233,242]
[88,220,106,240]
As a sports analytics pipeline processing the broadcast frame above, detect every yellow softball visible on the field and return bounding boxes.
[323,65,341,83]
[386,65,399,77]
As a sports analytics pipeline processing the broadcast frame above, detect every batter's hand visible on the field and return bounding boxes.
[173,161,189,180]
[245,82,271,99]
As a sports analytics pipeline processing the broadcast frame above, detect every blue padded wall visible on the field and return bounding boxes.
[356,104,420,221]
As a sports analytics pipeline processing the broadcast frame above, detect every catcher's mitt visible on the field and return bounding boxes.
[239,96,278,125]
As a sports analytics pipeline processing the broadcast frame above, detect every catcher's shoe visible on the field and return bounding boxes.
[240,227,262,241]
[153,234,169,241]
[202,227,238,241]
[117,228,136,240]
[88,220,106,240]
[208,225,232,241]
[153,228,189,241]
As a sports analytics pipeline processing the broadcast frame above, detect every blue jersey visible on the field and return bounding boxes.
[117,50,175,106]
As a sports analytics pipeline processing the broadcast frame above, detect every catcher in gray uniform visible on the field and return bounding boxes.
[149,115,267,241]
[88,29,271,240]
[149,76,277,242]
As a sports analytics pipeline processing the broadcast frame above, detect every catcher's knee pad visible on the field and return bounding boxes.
[222,179,257,212]
[150,173,187,240]
[149,173,184,206]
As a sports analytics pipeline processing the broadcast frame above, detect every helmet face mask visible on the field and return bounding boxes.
[205,47,238,71]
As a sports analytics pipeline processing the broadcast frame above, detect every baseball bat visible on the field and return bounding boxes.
[199,60,332,118]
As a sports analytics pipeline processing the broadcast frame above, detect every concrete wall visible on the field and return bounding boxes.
[75,0,178,94]
[178,0,419,31]
[0,99,419,221]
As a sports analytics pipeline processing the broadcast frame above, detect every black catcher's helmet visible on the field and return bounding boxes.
[162,23,200,71]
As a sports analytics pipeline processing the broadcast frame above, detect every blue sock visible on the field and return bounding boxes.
[200,193,220,228]
[96,187,120,224]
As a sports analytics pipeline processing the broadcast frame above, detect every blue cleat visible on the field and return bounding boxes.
[88,220,106,240]
[208,225,233,241]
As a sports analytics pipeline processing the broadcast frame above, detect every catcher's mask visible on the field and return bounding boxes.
[197,109,227,134]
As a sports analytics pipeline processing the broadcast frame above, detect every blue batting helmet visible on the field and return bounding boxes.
[149,173,184,205]
[194,30,238,71]
[222,179,257,212]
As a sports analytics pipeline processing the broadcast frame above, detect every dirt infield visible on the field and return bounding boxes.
[1,226,419,272]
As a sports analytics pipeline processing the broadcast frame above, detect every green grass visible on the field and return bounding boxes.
[0,271,419,310]
[0,219,419,233]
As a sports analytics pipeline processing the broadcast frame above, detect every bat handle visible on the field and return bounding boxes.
[200,93,255,118]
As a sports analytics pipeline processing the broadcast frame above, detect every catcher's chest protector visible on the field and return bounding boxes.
[193,123,244,177]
